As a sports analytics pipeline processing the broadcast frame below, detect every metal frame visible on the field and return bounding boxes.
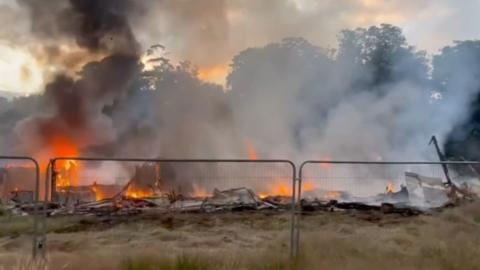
[45,157,298,256]
[1,156,476,259]
[294,160,480,256]
[0,156,44,259]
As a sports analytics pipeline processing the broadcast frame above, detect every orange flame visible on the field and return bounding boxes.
[302,181,315,192]
[91,181,106,201]
[43,134,81,187]
[245,139,258,160]
[325,191,341,199]
[191,184,210,198]
[125,185,154,199]
[386,181,395,193]
[56,160,79,187]
[259,179,294,198]
[319,157,332,170]
[272,182,290,196]
[258,193,268,199]
[197,65,228,85]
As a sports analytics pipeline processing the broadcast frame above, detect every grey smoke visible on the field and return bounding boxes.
[13,0,142,161]
[0,1,479,173]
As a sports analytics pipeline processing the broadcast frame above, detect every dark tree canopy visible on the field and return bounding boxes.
[338,24,429,91]
[436,41,480,160]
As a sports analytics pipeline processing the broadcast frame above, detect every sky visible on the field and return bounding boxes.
[0,0,479,93]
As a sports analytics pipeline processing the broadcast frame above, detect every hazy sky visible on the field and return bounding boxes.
[0,0,479,92]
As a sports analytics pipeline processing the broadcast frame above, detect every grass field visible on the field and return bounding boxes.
[1,202,480,270]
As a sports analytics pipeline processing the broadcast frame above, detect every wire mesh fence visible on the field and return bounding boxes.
[0,156,43,258]
[44,157,297,255]
[299,162,447,201]
[47,158,296,203]
[2,156,480,259]
[294,160,480,256]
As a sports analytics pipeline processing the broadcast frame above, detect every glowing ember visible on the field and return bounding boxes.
[258,192,268,199]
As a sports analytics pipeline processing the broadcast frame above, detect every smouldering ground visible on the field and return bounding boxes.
[1,203,480,270]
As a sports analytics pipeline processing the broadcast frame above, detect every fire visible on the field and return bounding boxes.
[48,134,78,158]
[125,186,154,199]
[260,179,293,198]
[245,139,258,160]
[191,184,210,198]
[386,181,395,193]
[258,192,268,199]
[319,156,332,170]
[302,181,315,192]
[197,65,228,85]
[259,179,313,198]
[56,160,79,187]
[272,182,290,196]
[325,191,340,199]
[44,134,81,188]
[91,181,105,201]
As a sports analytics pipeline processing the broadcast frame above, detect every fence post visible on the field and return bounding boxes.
[289,166,297,258]
[0,156,44,259]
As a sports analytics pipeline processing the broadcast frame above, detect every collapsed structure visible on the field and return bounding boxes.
[0,160,478,218]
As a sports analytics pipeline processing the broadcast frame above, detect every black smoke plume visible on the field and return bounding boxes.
[15,0,142,160]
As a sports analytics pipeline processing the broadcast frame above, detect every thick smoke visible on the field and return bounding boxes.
[14,0,142,162]
[18,0,140,54]
[438,41,480,161]
[226,31,439,162]
[0,0,479,177]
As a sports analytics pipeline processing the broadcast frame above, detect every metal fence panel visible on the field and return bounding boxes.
[44,157,297,256]
[295,160,480,256]
[0,156,43,259]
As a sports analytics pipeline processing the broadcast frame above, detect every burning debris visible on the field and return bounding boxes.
[301,171,478,215]
[1,156,478,219]
[48,186,284,217]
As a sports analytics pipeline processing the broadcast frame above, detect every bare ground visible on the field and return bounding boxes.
[1,202,480,270]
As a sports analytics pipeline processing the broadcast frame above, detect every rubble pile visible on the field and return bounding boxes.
[1,169,478,218]
[46,187,291,217]
[301,171,478,215]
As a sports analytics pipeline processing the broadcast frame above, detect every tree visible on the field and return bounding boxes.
[96,52,236,158]
[435,41,480,160]
[338,24,429,92]
[226,38,334,154]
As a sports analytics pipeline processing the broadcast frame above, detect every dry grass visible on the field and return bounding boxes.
[1,202,480,270]
[0,216,34,238]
